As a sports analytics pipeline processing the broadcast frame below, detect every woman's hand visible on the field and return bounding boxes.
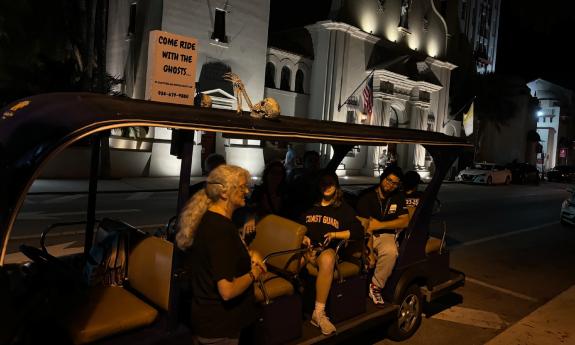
[302,236,311,248]
[243,218,256,236]
[249,250,266,279]
[323,231,337,246]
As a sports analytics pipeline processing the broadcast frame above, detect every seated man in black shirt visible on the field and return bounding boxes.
[356,166,409,307]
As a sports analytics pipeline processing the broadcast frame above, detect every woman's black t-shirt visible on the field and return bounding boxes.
[185,211,256,338]
[302,201,363,247]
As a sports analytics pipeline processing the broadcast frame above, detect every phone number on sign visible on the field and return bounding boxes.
[157,91,190,99]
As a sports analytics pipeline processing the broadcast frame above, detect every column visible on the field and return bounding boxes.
[366,97,386,176]
[412,106,428,169]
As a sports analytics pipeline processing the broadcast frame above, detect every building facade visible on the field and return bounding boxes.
[527,79,575,171]
[43,0,464,178]
[266,0,461,178]
[456,0,501,74]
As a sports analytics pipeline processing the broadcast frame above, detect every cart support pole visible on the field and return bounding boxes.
[177,131,195,213]
[85,133,103,257]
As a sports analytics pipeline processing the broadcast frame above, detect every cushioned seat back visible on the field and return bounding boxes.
[128,236,173,311]
[250,215,307,273]
[425,236,442,254]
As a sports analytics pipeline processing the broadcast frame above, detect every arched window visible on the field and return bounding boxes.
[280,66,291,91]
[265,62,276,88]
[295,69,305,93]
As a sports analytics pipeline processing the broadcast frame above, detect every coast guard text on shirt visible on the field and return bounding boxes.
[306,215,340,229]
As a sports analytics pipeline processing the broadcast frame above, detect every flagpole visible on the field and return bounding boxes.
[338,69,375,111]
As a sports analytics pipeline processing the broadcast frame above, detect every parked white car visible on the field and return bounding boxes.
[455,163,512,185]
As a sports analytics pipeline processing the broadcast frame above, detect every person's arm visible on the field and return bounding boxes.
[366,214,409,233]
[325,204,364,241]
[368,193,409,232]
[209,227,265,301]
[323,230,350,243]
[217,263,263,301]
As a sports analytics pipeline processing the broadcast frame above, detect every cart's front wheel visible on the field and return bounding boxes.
[387,284,423,341]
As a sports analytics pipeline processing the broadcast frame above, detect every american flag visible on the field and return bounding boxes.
[362,76,373,122]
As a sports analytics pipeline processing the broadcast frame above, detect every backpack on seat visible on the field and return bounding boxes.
[83,219,130,287]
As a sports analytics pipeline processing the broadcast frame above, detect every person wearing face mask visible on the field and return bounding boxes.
[356,166,409,307]
[300,170,363,335]
[176,165,266,345]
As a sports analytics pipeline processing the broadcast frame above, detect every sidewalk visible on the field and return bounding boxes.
[28,176,380,194]
[485,285,575,345]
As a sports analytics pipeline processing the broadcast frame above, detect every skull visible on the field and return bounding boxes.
[251,98,281,119]
[200,94,213,108]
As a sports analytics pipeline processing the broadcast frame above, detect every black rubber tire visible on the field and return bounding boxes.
[387,284,423,341]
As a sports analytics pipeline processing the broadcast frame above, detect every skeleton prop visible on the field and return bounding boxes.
[223,72,281,119]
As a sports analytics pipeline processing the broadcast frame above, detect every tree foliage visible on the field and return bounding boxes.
[0,0,112,106]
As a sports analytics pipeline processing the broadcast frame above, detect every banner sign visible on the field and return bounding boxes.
[145,30,198,105]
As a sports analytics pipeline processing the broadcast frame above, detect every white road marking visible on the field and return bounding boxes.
[18,209,141,220]
[466,277,538,302]
[126,192,154,201]
[41,194,85,204]
[451,221,559,249]
[4,241,84,264]
[431,306,508,330]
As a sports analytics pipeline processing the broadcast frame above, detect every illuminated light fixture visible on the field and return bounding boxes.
[537,111,544,116]
[426,40,439,58]
[408,36,420,50]
[385,24,399,42]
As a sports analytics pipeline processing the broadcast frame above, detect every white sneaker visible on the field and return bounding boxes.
[369,283,385,306]
[311,310,336,335]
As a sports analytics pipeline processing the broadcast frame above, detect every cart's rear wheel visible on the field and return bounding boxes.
[387,284,422,341]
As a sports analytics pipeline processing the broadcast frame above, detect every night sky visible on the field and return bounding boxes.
[496,0,575,90]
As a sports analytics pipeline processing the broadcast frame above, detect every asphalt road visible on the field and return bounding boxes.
[6,181,575,344]
[372,182,575,345]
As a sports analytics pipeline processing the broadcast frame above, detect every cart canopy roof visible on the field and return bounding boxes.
[0,92,471,263]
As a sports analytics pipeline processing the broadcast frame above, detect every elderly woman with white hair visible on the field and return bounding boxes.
[176,164,266,345]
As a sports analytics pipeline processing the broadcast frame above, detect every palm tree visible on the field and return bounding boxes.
[471,73,535,161]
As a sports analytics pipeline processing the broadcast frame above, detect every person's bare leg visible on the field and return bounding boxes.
[315,249,336,304]
[311,249,337,335]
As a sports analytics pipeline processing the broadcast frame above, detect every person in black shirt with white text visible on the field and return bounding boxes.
[176,165,266,345]
[356,166,409,307]
[301,170,363,335]
[403,170,424,219]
